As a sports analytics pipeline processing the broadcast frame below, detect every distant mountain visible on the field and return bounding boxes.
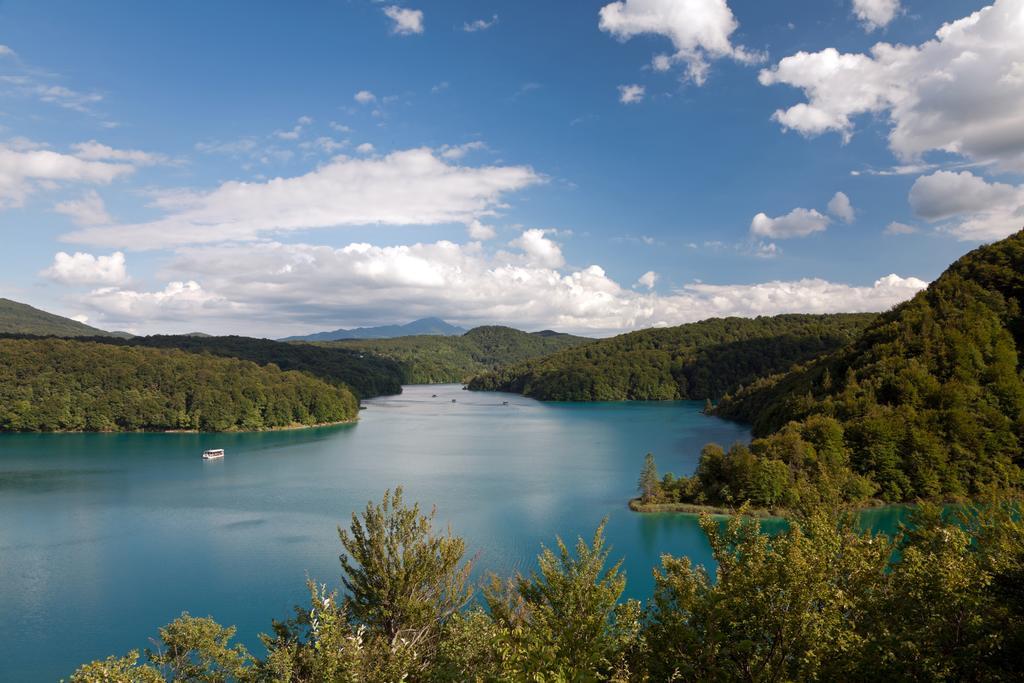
[0,298,128,338]
[319,325,594,384]
[281,317,466,341]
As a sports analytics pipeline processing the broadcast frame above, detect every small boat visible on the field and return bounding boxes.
[451,399,457,403]
[502,401,509,406]
[202,448,225,460]
[432,394,438,398]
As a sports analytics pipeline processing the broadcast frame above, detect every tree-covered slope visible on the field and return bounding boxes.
[467,314,877,401]
[281,316,466,341]
[322,325,594,384]
[662,230,1024,508]
[0,338,358,432]
[64,334,405,399]
[0,298,125,337]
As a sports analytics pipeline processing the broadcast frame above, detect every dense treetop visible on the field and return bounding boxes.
[468,313,877,401]
[652,230,1024,509]
[70,489,1024,681]
[0,338,359,432]
[65,333,406,399]
[321,325,593,384]
[0,297,125,338]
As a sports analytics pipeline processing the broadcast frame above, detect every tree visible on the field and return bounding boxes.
[338,487,473,672]
[145,613,252,683]
[638,452,660,504]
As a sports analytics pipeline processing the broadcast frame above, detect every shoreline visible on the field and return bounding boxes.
[628,498,788,519]
[1,417,358,436]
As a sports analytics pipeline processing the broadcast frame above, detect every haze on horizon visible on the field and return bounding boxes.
[1,0,1022,337]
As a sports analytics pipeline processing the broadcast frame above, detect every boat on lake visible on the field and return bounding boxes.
[202,448,225,460]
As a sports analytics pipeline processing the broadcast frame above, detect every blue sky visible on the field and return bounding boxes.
[1,0,1021,336]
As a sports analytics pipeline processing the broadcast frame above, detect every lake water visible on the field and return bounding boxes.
[0,384,894,680]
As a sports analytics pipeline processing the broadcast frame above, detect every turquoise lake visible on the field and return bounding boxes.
[0,384,902,680]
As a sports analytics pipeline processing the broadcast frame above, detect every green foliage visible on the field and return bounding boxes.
[69,490,1024,682]
[0,297,124,337]
[59,333,406,399]
[637,453,660,504]
[468,313,876,401]
[338,488,474,672]
[709,230,1024,505]
[323,325,593,384]
[67,650,163,682]
[146,613,252,682]
[0,338,359,432]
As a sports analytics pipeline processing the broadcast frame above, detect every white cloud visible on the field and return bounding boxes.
[440,141,486,159]
[885,221,919,235]
[618,84,646,104]
[463,15,498,32]
[852,0,902,31]
[467,219,496,240]
[0,45,16,58]
[0,142,134,208]
[274,116,313,141]
[637,270,658,289]
[65,148,543,250]
[42,251,127,286]
[760,0,1024,170]
[599,0,764,85]
[827,191,855,223]
[54,190,112,226]
[80,235,927,336]
[355,142,375,154]
[383,6,424,35]
[750,207,831,239]
[70,140,169,166]
[909,170,1024,241]
[354,90,376,105]
[510,229,565,268]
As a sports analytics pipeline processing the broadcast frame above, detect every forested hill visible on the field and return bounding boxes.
[0,298,126,338]
[651,230,1024,510]
[59,334,406,400]
[467,313,877,401]
[320,325,594,384]
[0,338,358,432]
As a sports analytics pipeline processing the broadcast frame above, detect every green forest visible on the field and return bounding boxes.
[322,325,593,384]
[0,338,358,432]
[70,488,1024,682]
[0,297,125,338]
[467,313,876,401]
[72,333,406,399]
[646,230,1024,510]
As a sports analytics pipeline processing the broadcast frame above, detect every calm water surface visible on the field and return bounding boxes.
[0,385,901,680]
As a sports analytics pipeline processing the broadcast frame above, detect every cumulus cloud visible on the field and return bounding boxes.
[42,251,127,285]
[64,148,543,250]
[909,170,1024,241]
[827,191,855,223]
[0,142,134,208]
[467,219,496,240]
[510,229,565,268]
[383,6,424,35]
[599,0,764,85]
[355,142,375,154]
[759,0,1024,170]
[54,190,112,226]
[463,15,498,32]
[750,207,831,239]
[0,45,16,57]
[852,0,902,31]
[354,90,376,105]
[637,270,658,289]
[618,84,645,104]
[79,235,927,336]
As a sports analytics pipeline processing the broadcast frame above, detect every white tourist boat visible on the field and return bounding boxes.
[202,448,225,460]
